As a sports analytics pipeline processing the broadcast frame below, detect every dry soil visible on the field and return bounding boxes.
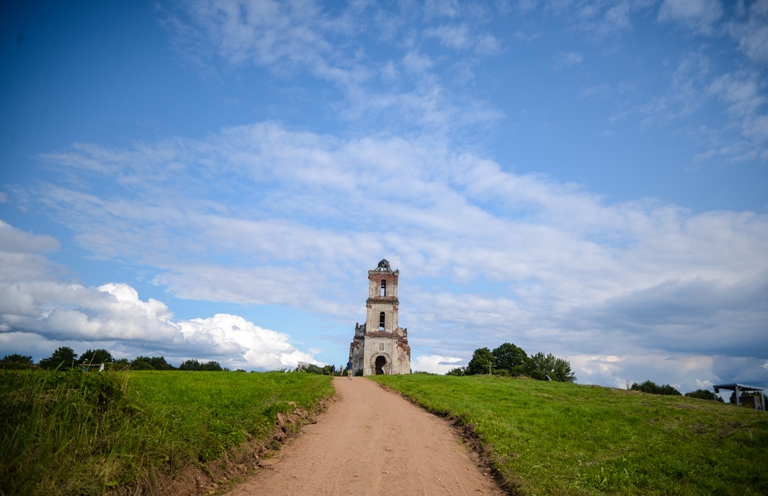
[226,376,504,496]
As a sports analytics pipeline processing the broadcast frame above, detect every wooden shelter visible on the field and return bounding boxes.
[713,383,765,410]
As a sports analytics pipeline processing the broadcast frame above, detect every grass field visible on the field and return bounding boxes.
[371,374,768,495]
[0,369,334,495]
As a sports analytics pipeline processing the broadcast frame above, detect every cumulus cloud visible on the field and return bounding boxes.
[413,355,464,374]
[17,120,767,391]
[0,222,317,369]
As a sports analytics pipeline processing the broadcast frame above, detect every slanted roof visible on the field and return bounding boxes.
[712,383,764,393]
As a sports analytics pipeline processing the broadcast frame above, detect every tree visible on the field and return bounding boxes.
[149,356,175,370]
[524,352,576,382]
[0,354,34,369]
[131,356,155,370]
[466,347,494,375]
[445,367,465,376]
[630,380,681,396]
[200,361,223,371]
[685,389,719,401]
[492,343,527,374]
[179,359,223,371]
[552,357,576,383]
[39,346,78,370]
[179,359,201,371]
[78,349,114,365]
[131,355,175,370]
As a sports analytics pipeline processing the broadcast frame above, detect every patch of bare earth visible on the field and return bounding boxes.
[226,377,504,496]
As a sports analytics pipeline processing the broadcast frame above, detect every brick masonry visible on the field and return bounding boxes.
[349,259,411,376]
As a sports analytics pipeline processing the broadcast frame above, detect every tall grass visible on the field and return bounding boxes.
[0,370,333,495]
[372,374,768,495]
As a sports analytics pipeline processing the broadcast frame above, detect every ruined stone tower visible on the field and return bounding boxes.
[349,259,411,375]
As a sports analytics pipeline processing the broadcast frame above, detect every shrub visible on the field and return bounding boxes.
[445,367,465,376]
[685,389,718,401]
[0,354,34,370]
[630,380,681,396]
[130,356,156,370]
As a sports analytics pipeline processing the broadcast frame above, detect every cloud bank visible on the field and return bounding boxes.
[8,120,764,389]
[0,222,316,369]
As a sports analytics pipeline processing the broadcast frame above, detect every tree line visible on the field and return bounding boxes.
[0,347,226,372]
[447,342,576,382]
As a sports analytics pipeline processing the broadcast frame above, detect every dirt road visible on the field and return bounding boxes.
[227,377,503,496]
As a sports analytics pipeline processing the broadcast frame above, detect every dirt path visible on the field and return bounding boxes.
[227,377,504,496]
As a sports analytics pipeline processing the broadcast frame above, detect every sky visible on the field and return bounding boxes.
[0,0,766,393]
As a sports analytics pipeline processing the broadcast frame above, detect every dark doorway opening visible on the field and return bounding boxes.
[375,356,386,375]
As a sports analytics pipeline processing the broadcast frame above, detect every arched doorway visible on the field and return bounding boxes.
[375,355,386,375]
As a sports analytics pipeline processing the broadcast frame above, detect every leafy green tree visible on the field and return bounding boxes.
[149,356,175,370]
[78,349,114,365]
[131,356,155,370]
[492,343,527,374]
[466,347,494,375]
[179,359,201,371]
[200,361,223,371]
[685,389,720,401]
[552,357,576,382]
[445,367,465,376]
[0,354,34,369]
[525,352,576,382]
[630,380,681,396]
[39,346,78,370]
[113,358,130,368]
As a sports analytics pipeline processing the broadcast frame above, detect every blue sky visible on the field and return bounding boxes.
[1,0,766,392]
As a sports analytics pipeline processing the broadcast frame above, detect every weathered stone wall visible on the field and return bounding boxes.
[349,261,411,376]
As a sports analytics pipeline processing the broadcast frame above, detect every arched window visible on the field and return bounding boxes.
[380,280,386,296]
[379,312,385,331]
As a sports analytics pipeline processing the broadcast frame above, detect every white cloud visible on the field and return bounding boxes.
[161,0,503,135]
[0,222,317,369]
[658,0,723,35]
[424,24,501,54]
[570,353,717,392]
[727,0,768,64]
[413,355,464,374]
[709,72,768,143]
[0,221,60,254]
[553,51,584,69]
[20,120,767,391]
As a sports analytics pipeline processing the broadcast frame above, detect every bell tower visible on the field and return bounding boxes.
[349,260,411,375]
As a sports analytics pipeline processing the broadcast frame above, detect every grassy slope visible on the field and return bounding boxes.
[0,370,333,495]
[371,374,768,495]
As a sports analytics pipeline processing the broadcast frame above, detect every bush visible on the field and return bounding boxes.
[131,356,176,370]
[130,356,156,370]
[685,389,719,401]
[630,380,681,396]
[38,346,78,370]
[445,367,465,376]
[0,354,34,370]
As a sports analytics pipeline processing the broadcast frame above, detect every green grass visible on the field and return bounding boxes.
[370,374,768,495]
[0,369,333,495]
